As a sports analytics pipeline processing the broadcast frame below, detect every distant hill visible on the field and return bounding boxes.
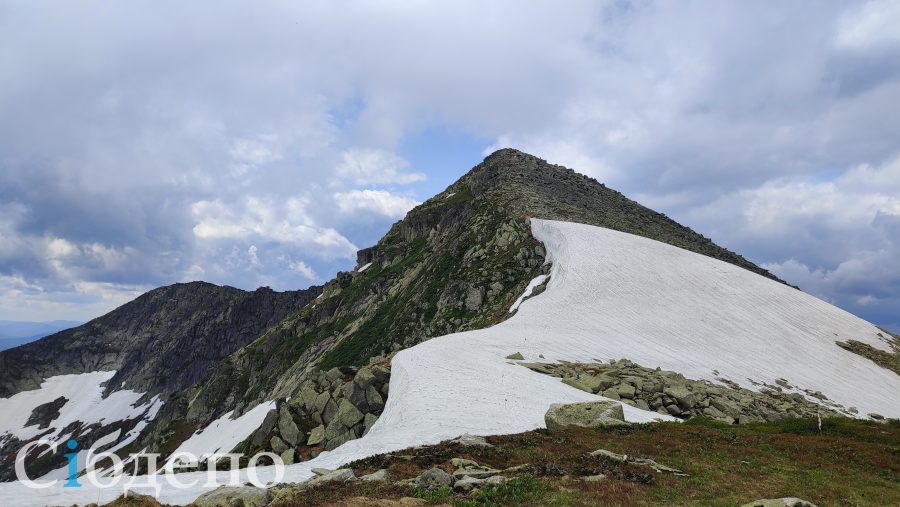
[0,320,82,351]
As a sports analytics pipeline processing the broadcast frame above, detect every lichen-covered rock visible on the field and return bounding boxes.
[303,468,356,488]
[414,467,453,490]
[544,400,628,430]
[360,469,390,482]
[270,435,288,455]
[334,398,365,428]
[525,359,844,423]
[448,433,493,447]
[278,405,302,446]
[250,409,278,448]
[307,424,325,446]
[194,485,270,507]
[362,413,379,435]
[451,457,499,479]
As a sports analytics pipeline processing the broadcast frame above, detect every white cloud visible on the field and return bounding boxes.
[248,245,260,266]
[835,0,900,50]
[333,190,419,219]
[230,136,283,165]
[288,260,316,280]
[1,1,899,326]
[191,197,358,259]
[0,274,148,322]
[335,149,424,185]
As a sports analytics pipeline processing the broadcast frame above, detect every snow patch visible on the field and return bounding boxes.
[357,262,373,273]
[165,401,276,465]
[0,371,162,444]
[509,274,548,313]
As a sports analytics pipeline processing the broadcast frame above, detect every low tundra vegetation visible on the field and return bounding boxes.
[263,416,898,507]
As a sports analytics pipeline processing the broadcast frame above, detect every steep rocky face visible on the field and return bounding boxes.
[140,149,783,463]
[0,282,321,399]
[0,282,320,480]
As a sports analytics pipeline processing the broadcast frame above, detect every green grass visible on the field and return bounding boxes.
[453,475,556,506]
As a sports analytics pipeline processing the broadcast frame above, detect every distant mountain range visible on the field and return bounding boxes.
[0,320,82,351]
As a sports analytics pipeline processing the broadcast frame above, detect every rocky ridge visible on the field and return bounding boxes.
[2,149,792,479]
[140,149,786,462]
[522,359,856,423]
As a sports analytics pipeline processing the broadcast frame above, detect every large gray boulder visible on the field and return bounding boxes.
[415,467,453,490]
[194,485,270,507]
[250,409,278,448]
[307,424,325,446]
[278,405,302,446]
[333,398,365,428]
[544,400,628,430]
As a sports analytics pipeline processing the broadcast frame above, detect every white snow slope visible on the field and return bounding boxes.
[2,219,898,506]
[0,371,162,445]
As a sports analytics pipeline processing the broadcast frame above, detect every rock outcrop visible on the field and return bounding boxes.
[526,359,849,423]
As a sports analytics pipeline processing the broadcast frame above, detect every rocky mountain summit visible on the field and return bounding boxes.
[0,149,812,485]
[135,149,789,466]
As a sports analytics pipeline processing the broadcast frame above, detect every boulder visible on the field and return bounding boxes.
[448,433,493,447]
[360,469,390,482]
[278,405,302,446]
[414,467,453,490]
[307,424,326,446]
[323,429,354,451]
[544,401,628,430]
[250,409,278,448]
[304,468,355,488]
[453,476,484,492]
[451,458,499,479]
[371,365,391,383]
[270,435,288,455]
[362,413,379,436]
[617,384,636,399]
[465,287,484,311]
[354,367,376,389]
[322,398,338,425]
[280,448,295,465]
[562,376,598,393]
[295,384,319,413]
[365,385,385,412]
[334,399,365,428]
[663,385,695,408]
[505,352,525,360]
[324,367,344,382]
[194,485,270,507]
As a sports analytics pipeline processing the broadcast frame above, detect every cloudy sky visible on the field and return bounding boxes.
[1,1,898,332]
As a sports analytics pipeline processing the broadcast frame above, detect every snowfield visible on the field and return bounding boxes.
[1,219,898,506]
[0,371,162,444]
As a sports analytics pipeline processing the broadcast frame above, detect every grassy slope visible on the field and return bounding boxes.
[270,418,899,507]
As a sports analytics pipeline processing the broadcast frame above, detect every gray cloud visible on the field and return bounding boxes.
[0,1,898,331]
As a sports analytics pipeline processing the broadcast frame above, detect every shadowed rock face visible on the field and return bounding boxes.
[0,282,321,398]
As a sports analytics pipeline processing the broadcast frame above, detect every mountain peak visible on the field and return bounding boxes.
[434,148,782,283]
